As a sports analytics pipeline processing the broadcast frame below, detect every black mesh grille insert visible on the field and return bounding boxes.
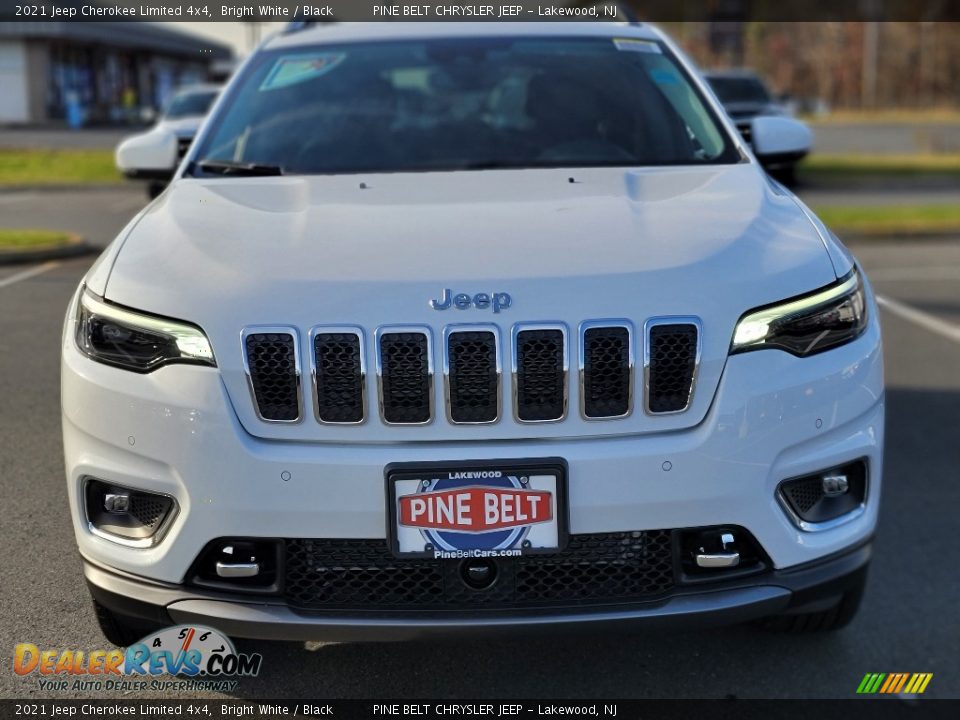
[314,333,364,423]
[782,476,825,515]
[515,329,566,421]
[447,331,498,423]
[647,324,698,413]
[128,494,172,530]
[245,333,300,421]
[284,531,675,611]
[583,326,631,418]
[379,332,431,424]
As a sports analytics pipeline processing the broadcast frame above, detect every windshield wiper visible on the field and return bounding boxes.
[196,160,284,177]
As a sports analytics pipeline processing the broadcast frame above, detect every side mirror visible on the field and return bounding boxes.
[115,128,178,180]
[749,116,812,166]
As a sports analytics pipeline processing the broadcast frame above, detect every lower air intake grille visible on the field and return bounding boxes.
[379,331,431,424]
[447,331,499,423]
[244,332,300,421]
[647,323,698,413]
[515,328,566,421]
[583,326,631,418]
[314,332,364,423]
[284,531,675,610]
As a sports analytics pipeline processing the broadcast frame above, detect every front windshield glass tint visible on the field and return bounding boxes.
[193,37,738,175]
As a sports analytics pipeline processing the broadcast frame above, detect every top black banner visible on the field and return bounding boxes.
[2,0,960,22]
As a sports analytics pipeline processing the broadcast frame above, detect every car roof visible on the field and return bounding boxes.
[264,21,663,50]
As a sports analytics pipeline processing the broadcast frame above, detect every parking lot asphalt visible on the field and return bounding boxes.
[1,188,959,700]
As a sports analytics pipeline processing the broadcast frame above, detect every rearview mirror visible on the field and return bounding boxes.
[749,116,812,166]
[115,128,178,180]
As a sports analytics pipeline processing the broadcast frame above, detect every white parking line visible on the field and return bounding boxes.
[0,261,60,290]
[877,295,960,345]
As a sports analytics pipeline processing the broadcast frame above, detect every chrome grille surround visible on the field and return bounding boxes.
[511,322,569,424]
[442,324,502,425]
[241,326,303,424]
[240,317,703,426]
[643,317,702,415]
[375,325,434,426]
[308,325,366,425]
[578,319,634,421]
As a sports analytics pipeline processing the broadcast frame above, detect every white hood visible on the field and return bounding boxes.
[104,164,839,442]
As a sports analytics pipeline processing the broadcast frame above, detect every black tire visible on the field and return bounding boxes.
[91,597,161,647]
[757,573,866,633]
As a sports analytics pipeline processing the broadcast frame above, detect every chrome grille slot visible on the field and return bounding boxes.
[243,329,301,422]
[645,320,700,414]
[312,329,365,424]
[581,323,632,419]
[514,325,567,422]
[378,329,432,425]
[445,328,500,424]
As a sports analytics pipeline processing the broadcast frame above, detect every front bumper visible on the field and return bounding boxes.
[63,277,884,640]
[85,540,871,641]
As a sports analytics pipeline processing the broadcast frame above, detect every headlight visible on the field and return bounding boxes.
[731,270,867,357]
[76,288,215,372]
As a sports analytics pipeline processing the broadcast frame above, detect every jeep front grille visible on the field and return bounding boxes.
[645,320,700,414]
[581,322,632,419]
[312,329,365,424]
[445,328,500,424]
[513,325,567,422]
[241,318,701,426]
[243,329,301,422]
[377,329,433,424]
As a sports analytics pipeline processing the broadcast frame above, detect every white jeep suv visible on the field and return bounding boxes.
[63,22,883,645]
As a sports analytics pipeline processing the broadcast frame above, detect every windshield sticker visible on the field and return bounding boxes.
[260,53,346,91]
[613,39,662,53]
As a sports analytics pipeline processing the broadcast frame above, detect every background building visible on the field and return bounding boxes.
[0,23,231,125]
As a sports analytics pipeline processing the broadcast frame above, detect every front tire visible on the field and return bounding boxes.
[758,570,867,633]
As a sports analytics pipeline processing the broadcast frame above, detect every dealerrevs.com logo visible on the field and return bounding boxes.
[14,625,262,693]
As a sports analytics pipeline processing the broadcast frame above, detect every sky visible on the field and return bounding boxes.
[161,22,288,57]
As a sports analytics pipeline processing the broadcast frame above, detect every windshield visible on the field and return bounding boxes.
[192,37,738,176]
[707,76,771,105]
[164,90,218,119]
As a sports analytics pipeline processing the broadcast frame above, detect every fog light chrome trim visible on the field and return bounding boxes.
[776,471,869,533]
[82,478,179,549]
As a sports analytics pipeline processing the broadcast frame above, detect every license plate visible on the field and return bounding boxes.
[387,461,566,558]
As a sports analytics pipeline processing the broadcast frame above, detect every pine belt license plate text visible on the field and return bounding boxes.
[389,464,564,559]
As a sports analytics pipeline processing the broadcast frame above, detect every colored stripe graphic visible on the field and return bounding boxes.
[856,673,932,694]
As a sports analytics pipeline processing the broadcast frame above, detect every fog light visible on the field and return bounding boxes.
[84,479,176,547]
[778,460,867,530]
[103,492,130,513]
[822,474,849,497]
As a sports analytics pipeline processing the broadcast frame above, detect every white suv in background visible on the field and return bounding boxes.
[65,22,882,646]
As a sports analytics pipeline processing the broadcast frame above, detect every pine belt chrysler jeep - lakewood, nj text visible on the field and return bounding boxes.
[68,21,882,645]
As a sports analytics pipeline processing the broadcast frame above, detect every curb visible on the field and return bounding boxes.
[0,234,99,265]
